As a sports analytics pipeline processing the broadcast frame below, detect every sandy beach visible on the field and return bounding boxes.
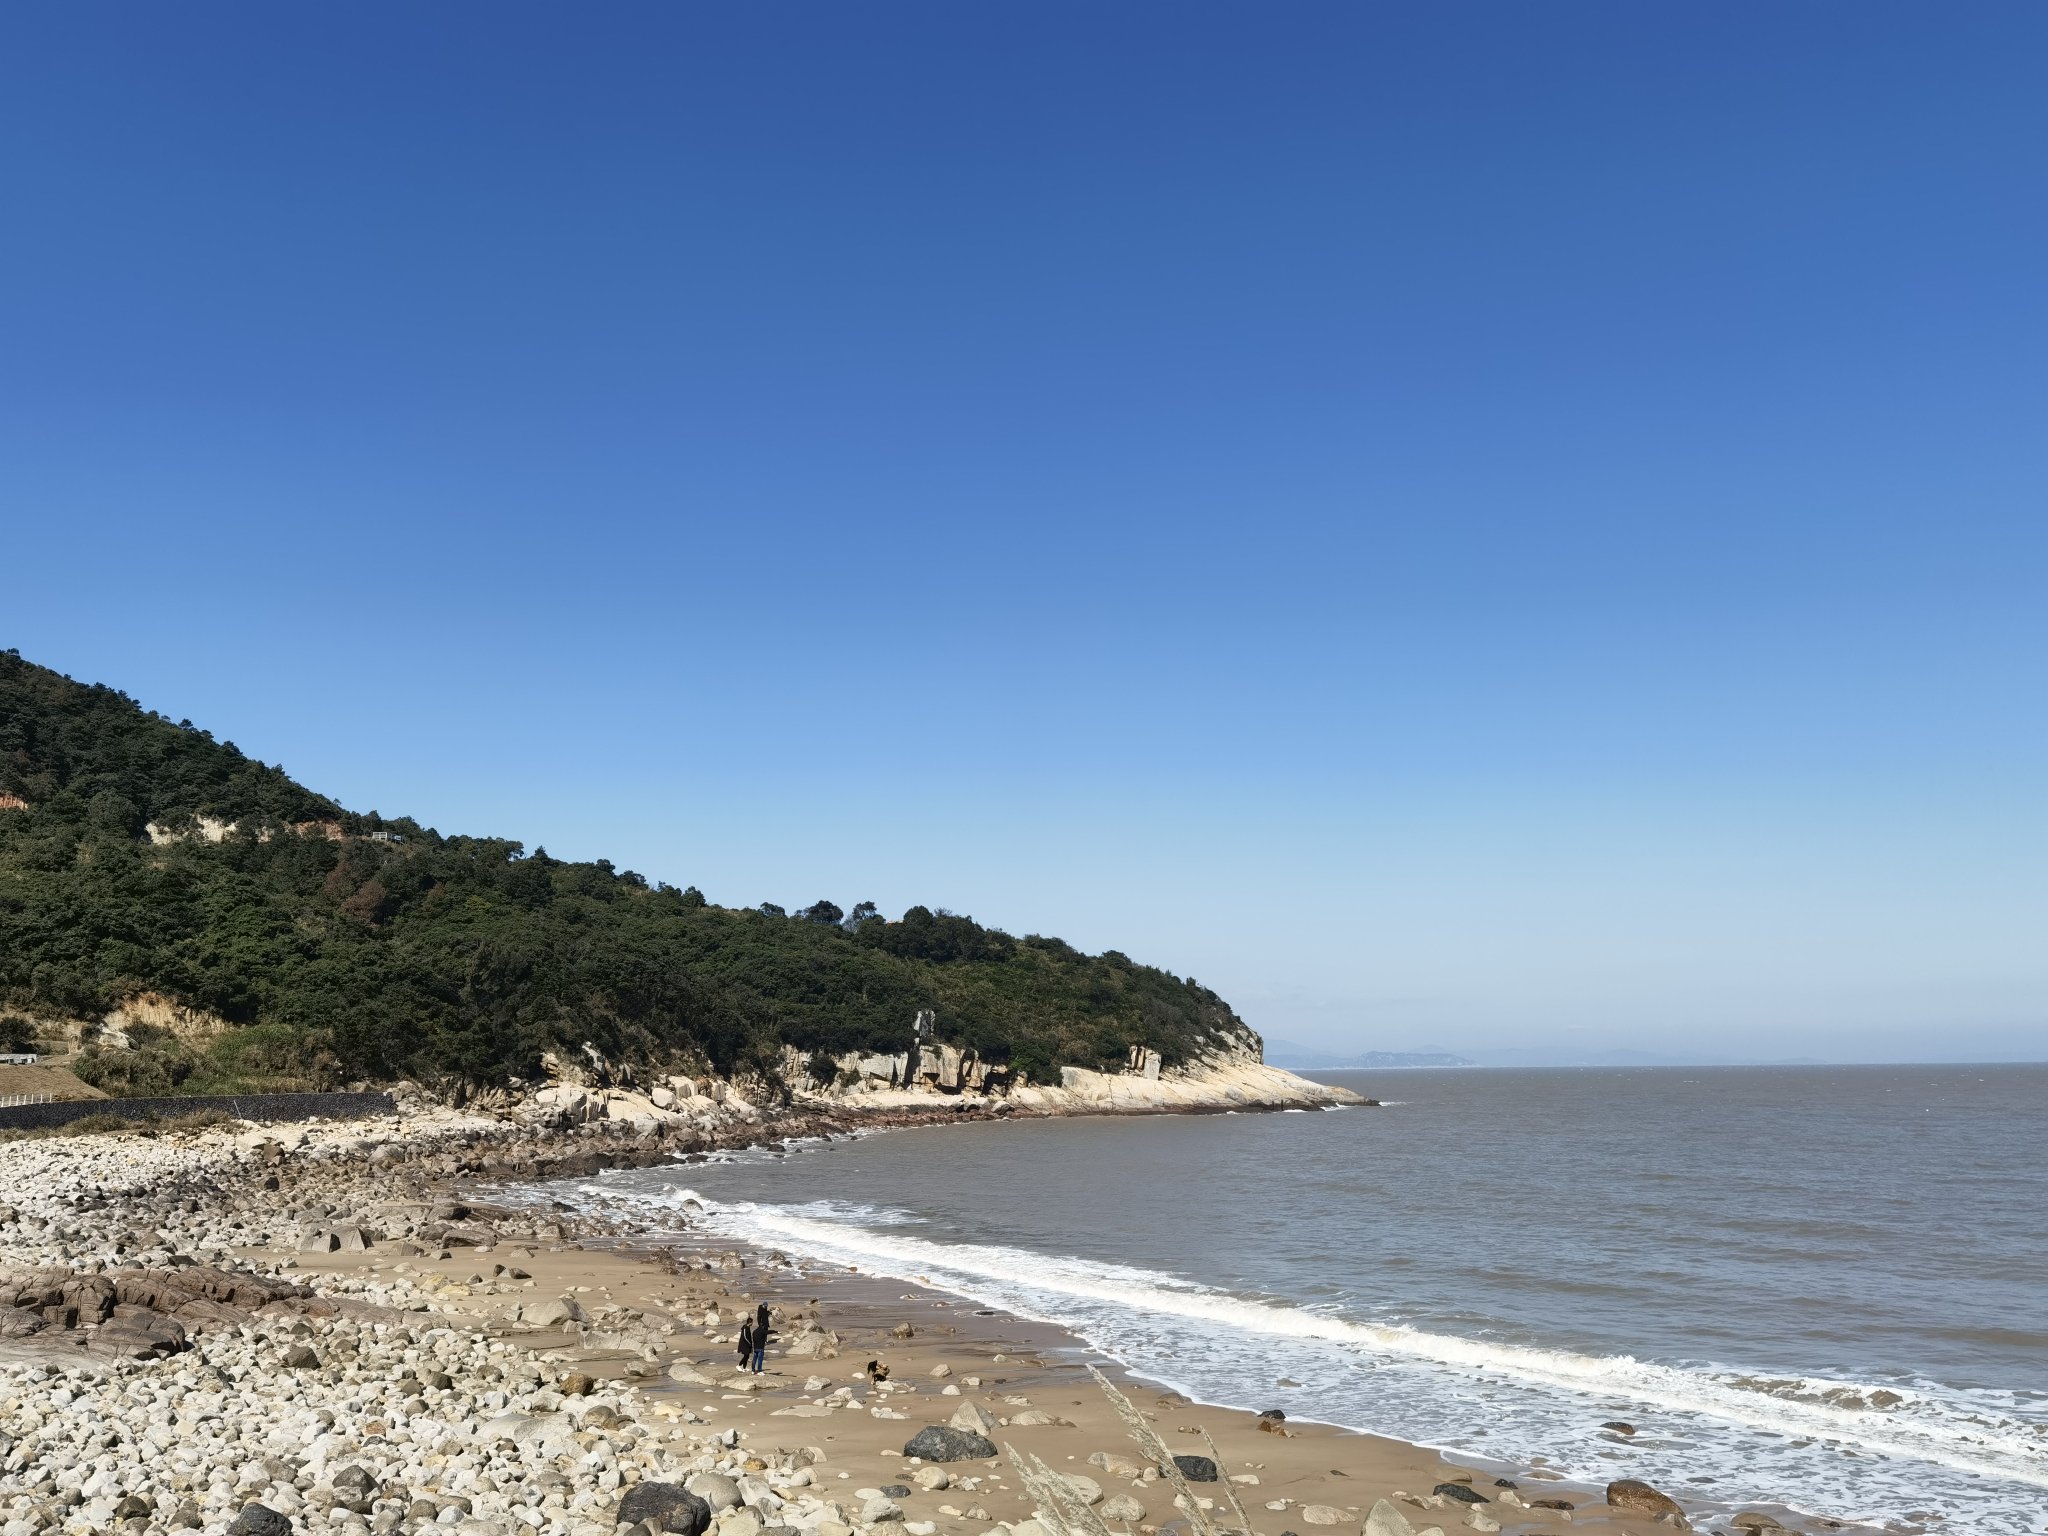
[0,1098,1816,1536]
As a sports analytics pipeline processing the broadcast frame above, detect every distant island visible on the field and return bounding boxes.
[0,651,1272,1099]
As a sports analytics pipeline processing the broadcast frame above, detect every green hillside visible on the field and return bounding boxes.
[0,650,1252,1094]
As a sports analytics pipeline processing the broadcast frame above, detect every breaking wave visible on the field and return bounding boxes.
[559,1178,2048,1532]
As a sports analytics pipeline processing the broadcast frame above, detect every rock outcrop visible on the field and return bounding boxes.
[1606,1478,1688,1526]
[1007,1051,1360,1114]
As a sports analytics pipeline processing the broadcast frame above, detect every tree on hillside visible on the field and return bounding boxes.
[0,649,1256,1091]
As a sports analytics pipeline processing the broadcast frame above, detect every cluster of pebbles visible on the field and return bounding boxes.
[0,1105,907,1536]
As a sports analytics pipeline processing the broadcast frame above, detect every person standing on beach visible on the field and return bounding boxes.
[736,1318,755,1371]
[752,1303,770,1372]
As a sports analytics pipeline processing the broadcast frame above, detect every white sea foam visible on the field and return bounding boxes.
[561,1177,2048,1533]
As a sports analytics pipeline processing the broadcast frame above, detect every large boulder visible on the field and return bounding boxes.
[1171,1455,1219,1483]
[87,1310,187,1359]
[784,1327,840,1359]
[228,1506,292,1536]
[1606,1480,1687,1526]
[617,1483,713,1536]
[0,1304,46,1337]
[519,1298,582,1328]
[902,1425,997,1462]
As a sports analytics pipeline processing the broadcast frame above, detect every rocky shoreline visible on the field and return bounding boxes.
[2,1092,1772,1536]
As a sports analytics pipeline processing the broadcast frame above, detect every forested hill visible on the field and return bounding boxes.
[0,651,1253,1095]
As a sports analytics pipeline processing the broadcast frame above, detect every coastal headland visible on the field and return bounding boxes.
[2,1075,1807,1536]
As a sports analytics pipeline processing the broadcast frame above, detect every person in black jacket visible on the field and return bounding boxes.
[751,1303,771,1372]
[736,1318,755,1370]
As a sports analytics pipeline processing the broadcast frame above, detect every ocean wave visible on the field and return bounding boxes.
[571,1181,2048,1503]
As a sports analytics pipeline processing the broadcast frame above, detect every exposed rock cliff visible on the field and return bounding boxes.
[1007,1054,1360,1113]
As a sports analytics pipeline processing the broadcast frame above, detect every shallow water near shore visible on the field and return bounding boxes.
[556,1063,2048,1533]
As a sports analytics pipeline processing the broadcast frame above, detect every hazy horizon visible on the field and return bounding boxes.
[4,8,2042,1065]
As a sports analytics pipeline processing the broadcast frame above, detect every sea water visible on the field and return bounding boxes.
[548,1064,2048,1532]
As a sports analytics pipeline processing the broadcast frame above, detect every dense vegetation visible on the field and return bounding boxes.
[0,652,1251,1093]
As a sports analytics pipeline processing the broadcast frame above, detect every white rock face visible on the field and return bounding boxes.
[1011,1054,1360,1114]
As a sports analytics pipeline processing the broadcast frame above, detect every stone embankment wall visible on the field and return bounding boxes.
[0,1090,395,1132]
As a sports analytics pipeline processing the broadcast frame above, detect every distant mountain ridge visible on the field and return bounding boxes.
[1263,1041,1476,1070]
[1465,1047,1832,1069]
[1267,1040,1836,1070]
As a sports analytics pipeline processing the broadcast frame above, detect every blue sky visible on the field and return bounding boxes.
[3,6,2043,1061]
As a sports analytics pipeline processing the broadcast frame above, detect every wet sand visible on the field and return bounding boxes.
[291,1221,1751,1536]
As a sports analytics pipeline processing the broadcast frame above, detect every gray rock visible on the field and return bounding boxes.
[686,1474,741,1513]
[902,1425,996,1462]
[87,1313,188,1359]
[1058,1475,1103,1506]
[0,1304,48,1337]
[617,1483,712,1536]
[229,1505,293,1536]
[1433,1486,1486,1505]
[948,1401,1000,1436]
[520,1298,582,1328]
[1087,1453,1145,1479]
[1171,1455,1219,1484]
[331,1466,380,1514]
